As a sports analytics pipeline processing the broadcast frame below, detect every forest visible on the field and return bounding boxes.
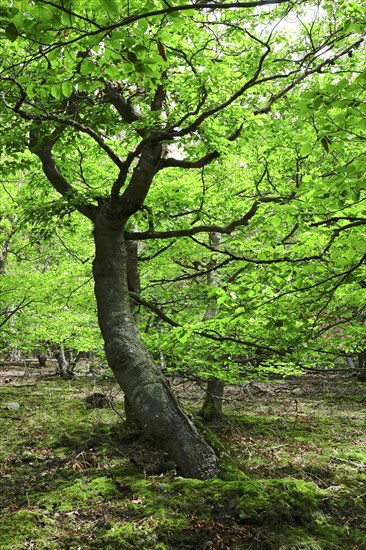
[0,0,365,548]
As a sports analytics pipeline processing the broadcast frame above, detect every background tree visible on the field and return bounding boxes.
[0,166,101,368]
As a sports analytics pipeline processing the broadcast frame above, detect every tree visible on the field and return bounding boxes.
[0,169,101,367]
[0,0,365,478]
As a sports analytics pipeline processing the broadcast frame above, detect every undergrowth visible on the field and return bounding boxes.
[0,373,365,549]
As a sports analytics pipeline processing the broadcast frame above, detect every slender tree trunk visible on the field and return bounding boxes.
[200,377,225,421]
[200,232,224,421]
[37,354,47,368]
[357,350,366,382]
[55,348,74,379]
[93,212,218,479]
[126,240,141,295]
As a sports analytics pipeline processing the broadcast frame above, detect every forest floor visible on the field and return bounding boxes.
[0,363,365,549]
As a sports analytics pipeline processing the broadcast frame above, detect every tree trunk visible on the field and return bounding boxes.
[93,212,218,479]
[126,240,141,295]
[199,377,225,421]
[357,350,366,382]
[200,232,224,421]
[55,348,74,379]
[37,354,47,368]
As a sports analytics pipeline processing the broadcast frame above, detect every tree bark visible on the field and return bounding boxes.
[200,232,224,421]
[200,377,225,421]
[93,210,218,479]
[357,350,366,382]
[55,348,74,379]
[37,354,47,368]
[126,240,141,295]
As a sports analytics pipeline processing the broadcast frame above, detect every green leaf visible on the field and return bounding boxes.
[50,84,62,99]
[61,81,73,97]
[101,0,118,14]
[79,60,96,76]
[300,143,312,156]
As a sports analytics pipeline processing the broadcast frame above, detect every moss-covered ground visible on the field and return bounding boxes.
[0,369,365,549]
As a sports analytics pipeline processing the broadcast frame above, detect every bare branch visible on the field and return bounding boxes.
[29,126,96,221]
[120,143,163,218]
[0,78,125,169]
[21,108,125,169]
[189,234,324,265]
[196,330,285,355]
[129,291,180,327]
[252,256,366,311]
[1,1,292,63]
[126,197,286,240]
[129,291,284,356]
[163,39,272,139]
[139,242,176,262]
[310,253,366,325]
[0,298,32,329]
[311,217,366,228]
[104,83,141,125]
[36,0,103,29]
[159,151,220,170]
[29,126,73,197]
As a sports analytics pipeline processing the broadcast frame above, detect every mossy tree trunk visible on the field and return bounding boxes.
[200,377,225,421]
[93,209,218,479]
[124,239,144,428]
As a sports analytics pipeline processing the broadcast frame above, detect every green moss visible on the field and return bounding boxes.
[132,476,321,529]
[229,478,320,526]
[193,416,227,453]
[101,525,160,548]
[1,375,366,549]
[276,527,323,549]
[100,515,187,549]
[0,509,52,550]
[37,476,120,511]
[219,456,249,480]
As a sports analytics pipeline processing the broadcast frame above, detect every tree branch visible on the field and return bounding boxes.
[129,291,180,327]
[104,82,141,125]
[311,217,366,228]
[139,242,176,262]
[0,298,32,329]
[159,151,220,170]
[120,142,162,218]
[0,78,125,169]
[254,29,366,115]
[19,107,125,169]
[196,330,285,355]
[3,1,292,61]
[126,197,285,240]
[163,38,272,139]
[129,292,285,356]
[29,126,96,221]
[36,0,103,29]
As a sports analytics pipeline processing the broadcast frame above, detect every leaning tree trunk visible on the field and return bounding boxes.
[93,213,218,479]
[124,239,143,428]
